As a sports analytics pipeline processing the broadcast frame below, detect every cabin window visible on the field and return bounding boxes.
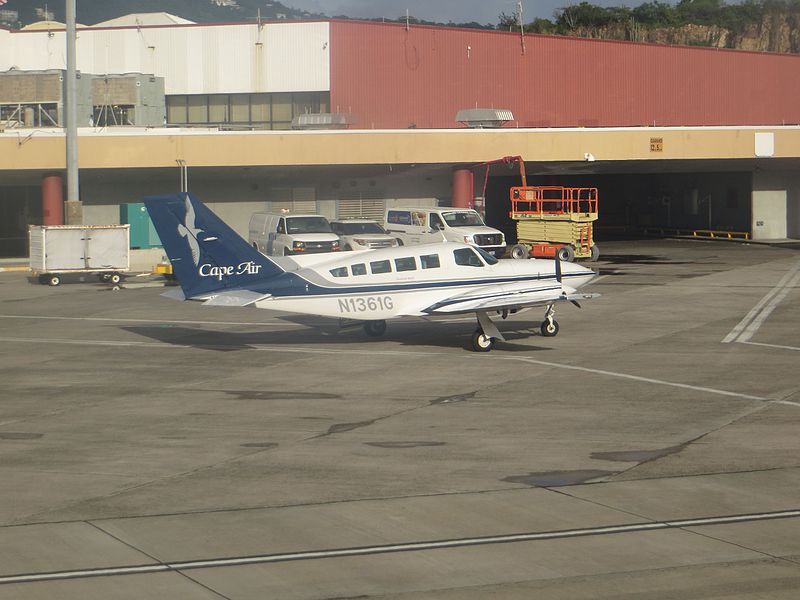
[453,247,484,267]
[351,263,367,276]
[370,260,392,274]
[420,254,440,269]
[277,219,286,234]
[329,267,348,278]
[394,257,416,272]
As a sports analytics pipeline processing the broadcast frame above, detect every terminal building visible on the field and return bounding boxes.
[1,14,799,257]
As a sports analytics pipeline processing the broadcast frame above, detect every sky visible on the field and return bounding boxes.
[281,0,644,24]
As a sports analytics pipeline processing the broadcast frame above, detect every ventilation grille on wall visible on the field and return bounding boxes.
[291,113,355,130]
[455,108,514,128]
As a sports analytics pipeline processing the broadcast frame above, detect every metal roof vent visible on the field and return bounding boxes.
[456,108,514,128]
[291,113,355,130]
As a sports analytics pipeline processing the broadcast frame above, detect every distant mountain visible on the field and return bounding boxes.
[9,1,322,28]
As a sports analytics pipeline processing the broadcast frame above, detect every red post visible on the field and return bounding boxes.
[42,174,64,225]
[452,168,473,209]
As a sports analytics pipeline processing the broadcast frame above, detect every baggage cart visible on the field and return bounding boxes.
[29,224,130,286]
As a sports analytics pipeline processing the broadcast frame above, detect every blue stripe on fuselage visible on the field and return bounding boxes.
[237,271,584,299]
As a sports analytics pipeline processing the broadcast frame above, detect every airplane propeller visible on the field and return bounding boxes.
[555,252,583,308]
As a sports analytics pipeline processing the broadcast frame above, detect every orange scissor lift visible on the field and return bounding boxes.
[508,185,600,262]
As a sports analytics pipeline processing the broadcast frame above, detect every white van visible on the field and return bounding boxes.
[384,207,506,258]
[248,213,340,256]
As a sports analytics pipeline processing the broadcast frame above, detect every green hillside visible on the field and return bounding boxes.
[8,1,320,28]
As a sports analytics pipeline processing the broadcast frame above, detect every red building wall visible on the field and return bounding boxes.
[329,20,800,129]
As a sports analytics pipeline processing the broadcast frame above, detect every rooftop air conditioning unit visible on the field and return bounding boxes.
[291,113,355,130]
[455,108,514,128]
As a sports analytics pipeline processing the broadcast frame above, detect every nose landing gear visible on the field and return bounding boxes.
[540,303,559,337]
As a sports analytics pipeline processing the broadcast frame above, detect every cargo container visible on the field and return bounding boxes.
[29,225,130,286]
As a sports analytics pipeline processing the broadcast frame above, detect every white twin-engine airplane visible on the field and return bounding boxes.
[144,193,599,352]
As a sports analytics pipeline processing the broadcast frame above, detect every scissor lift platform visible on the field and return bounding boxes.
[508,186,599,262]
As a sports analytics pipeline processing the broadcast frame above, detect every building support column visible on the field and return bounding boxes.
[42,174,64,226]
[452,168,473,209]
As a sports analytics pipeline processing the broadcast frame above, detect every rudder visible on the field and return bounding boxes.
[144,193,283,298]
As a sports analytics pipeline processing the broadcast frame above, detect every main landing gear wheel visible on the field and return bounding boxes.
[364,320,387,337]
[471,328,494,352]
[540,319,560,337]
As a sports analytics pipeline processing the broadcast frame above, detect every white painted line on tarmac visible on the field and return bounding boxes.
[722,258,800,344]
[0,314,296,328]
[0,336,769,401]
[740,341,800,352]
[736,270,800,343]
[0,336,174,349]
[772,400,800,408]
[1,509,798,585]
[494,356,767,401]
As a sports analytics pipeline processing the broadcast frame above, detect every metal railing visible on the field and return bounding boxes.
[510,186,598,216]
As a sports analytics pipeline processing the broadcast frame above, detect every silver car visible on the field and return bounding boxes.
[330,219,399,251]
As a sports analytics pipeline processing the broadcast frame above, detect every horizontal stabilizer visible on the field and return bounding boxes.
[202,290,272,307]
[161,288,186,301]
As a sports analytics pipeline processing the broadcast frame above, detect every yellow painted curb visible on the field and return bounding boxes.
[0,266,29,273]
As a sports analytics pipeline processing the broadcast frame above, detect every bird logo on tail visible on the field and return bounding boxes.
[177,196,203,266]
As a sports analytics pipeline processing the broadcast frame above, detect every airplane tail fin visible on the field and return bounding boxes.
[144,193,283,299]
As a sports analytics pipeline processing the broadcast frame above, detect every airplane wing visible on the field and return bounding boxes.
[422,283,599,315]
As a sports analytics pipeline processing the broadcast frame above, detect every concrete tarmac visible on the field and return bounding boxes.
[0,238,798,599]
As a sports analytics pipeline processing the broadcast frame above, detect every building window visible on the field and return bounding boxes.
[165,92,331,129]
[208,95,229,123]
[251,93,270,124]
[186,96,207,124]
[230,94,250,123]
[166,96,187,123]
